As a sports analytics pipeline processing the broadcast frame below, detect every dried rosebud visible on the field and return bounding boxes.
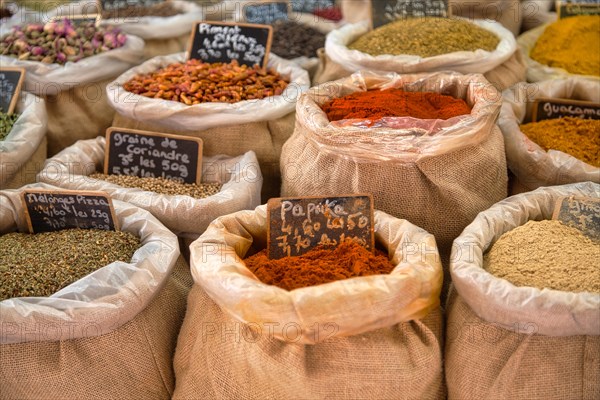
[31,46,44,56]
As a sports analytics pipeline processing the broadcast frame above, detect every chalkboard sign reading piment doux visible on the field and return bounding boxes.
[553,195,600,241]
[532,98,600,122]
[244,2,288,24]
[0,67,25,114]
[370,0,449,29]
[105,128,203,184]
[267,194,375,259]
[21,190,119,234]
[188,21,273,68]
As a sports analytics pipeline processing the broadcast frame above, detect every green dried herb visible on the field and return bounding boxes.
[0,109,19,141]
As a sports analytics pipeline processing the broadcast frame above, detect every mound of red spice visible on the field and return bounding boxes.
[321,88,472,123]
[244,240,395,291]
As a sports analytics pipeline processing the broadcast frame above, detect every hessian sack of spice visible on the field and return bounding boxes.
[173,205,444,399]
[0,183,193,400]
[38,137,263,240]
[313,17,526,91]
[280,71,507,285]
[108,52,310,202]
[499,78,600,192]
[0,92,47,189]
[447,182,600,400]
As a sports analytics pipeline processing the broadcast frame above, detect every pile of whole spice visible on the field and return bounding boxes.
[101,2,181,19]
[0,19,127,64]
[270,20,326,59]
[520,117,600,167]
[322,88,472,123]
[88,173,222,198]
[0,228,140,301]
[0,110,19,141]
[123,59,289,104]
[530,15,599,76]
[244,240,395,291]
[484,220,599,293]
[348,17,500,57]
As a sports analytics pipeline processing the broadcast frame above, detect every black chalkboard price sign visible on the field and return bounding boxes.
[187,21,273,68]
[105,128,203,185]
[98,0,165,12]
[557,0,600,19]
[370,0,449,29]
[0,67,25,114]
[291,0,335,13]
[552,196,600,240]
[532,98,600,122]
[267,194,375,260]
[21,190,119,234]
[244,2,288,24]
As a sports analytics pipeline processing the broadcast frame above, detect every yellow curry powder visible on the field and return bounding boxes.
[530,15,600,76]
[520,117,600,167]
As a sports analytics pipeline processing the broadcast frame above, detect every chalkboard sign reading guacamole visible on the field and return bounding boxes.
[267,194,375,259]
[105,128,203,185]
[557,0,600,18]
[0,67,25,114]
[244,2,288,24]
[22,190,119,233]
[371,0,449,28]
[532,98,600,122]
[553,196,600,240]
[188,21,273,68]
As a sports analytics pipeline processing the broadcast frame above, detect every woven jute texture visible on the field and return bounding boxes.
[1,136,47,190]
[445,290,600,400]
[0,256,193,400]
[172,285,446,400]
[112,111,295,202]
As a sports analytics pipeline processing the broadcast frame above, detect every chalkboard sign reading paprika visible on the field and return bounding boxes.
[553,195,600,240]
[532,98,600,122]
[370,0,449,28]
[557,0,600,18]
[105,128,203,184]
[244,2,288,24]
[0,67,25,114]
[267,194,375,259]
[187,21,273,68]
[21,189,119,234]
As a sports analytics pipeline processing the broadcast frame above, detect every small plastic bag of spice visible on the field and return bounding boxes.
[0,92,47,189]
[499,78,600,192]
[314,17,525,91]
[38,137,262,239]
[447,181,600,400]
[0,182,192,398]
[173,205,444,399]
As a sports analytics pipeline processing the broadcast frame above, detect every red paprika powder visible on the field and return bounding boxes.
[322,88,472,123]
[244,240,395,291]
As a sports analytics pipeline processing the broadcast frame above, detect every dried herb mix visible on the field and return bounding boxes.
[349,17,500,57]
[88,173,222,198]
[0,228,140,301]
[271,20,326,59]
[0,110,19,141]
[484,220,600,293]
[520,117,600,167]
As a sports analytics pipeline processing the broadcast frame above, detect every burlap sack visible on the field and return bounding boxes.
[0,32,144,156]
[446,182,600,400]
[281,71,507,264]
[499,78,600,191]
[313,17,526,91]
[39,137,263,239]
[174,205,444,399]
[108,52,310,202]
[518,22,600,83]
[1,92,47,189]
[0,183,193,399]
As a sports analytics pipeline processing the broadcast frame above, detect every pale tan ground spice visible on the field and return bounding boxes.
[484,220,600,293]
[0,229,140,300]
[89,174,222,198]
[520,117,600,167]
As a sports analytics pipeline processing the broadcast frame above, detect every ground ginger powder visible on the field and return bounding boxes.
[530,15,600,76]
[484,220,600,293]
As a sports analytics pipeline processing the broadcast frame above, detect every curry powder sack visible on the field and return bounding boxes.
[38,137,262,240]
[446,182,600,400]
[174,205,444,399]
[0,183,193,400]
[313,16,525,91]
[0,92,47,189]
[108,52,310,202]
[280,71,507,283]
[499,78,600,192]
